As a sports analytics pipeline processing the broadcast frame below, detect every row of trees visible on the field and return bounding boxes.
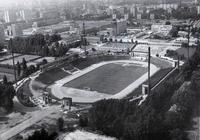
[8,34,62,56]
[172,6,198,20]
[26,128,58,140]
[87,47,200,140]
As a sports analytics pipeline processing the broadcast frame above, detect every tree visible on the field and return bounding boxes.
[42,59,48,65]
[57,117,64,131]
[169,27,179,38]
[40,128,48,140]
[170,128,188,140]
[165,21,171,25]
[79,115,88,127]
[0,83,15,112]
[27,128,58,140]
[16,61,21,76]
[28,65,36,74]
[49,34,61,43]
[22,58,27,70]
[3,75,7,84]
[92,48,96,52]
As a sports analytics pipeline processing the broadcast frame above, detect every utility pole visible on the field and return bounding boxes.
[10,39,17,83]
[115,20,118,36]
[187,20,195,61]
[187,25,190,61]
[148,47,151,95]
[82,20,86,55]
[130,46,151,94]
[179,0,182,7]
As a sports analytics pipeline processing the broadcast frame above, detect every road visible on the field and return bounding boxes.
[0,105,59,140]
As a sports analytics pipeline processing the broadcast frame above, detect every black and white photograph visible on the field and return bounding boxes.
[0,0,200,139]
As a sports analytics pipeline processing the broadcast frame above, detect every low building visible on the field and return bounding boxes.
[178,31,188,37]
[98,28,114,36]
[151,24,173,36]
[4,9,17,23]
[19,9,33,21]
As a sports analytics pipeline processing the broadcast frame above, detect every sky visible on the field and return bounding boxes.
[0,0,28,6]
[0,0,42,7]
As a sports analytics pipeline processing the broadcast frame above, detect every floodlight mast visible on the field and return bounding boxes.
[10,38,17,84]
[187,20,195,61]
[130,45,151,94]
[148,47,151,95]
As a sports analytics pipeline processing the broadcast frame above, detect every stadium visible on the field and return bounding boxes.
[28,42,182,104]
[50,60,159,103]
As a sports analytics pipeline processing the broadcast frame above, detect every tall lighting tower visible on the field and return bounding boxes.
[187,20,195,61]
[82,20,86,54]
[10,39,17,83]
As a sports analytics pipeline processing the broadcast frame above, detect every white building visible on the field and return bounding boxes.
[4,10,17,23]
[0,24,5,44]
[130,5,136,17]
[19,9,32,21]
[98,28,114,36]
[10,24,23,37]
[197,6,200,14]
[151,24,172,36]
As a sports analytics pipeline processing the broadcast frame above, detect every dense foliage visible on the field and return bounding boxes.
[7,33,69,57]
[26,128,58,140]
[0,78,15,112]
[172,6,198,20]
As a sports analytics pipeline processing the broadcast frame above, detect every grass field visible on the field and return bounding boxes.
[36,68,70,85]
[125,67,173,99]
[64,62,147,95]
[35,56,130,86]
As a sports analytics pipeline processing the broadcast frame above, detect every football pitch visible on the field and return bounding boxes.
[64,62,147,95]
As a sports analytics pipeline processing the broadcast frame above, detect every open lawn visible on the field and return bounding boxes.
[64,62,147,95]
[36,68,70,85]
[125,67,173,99]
